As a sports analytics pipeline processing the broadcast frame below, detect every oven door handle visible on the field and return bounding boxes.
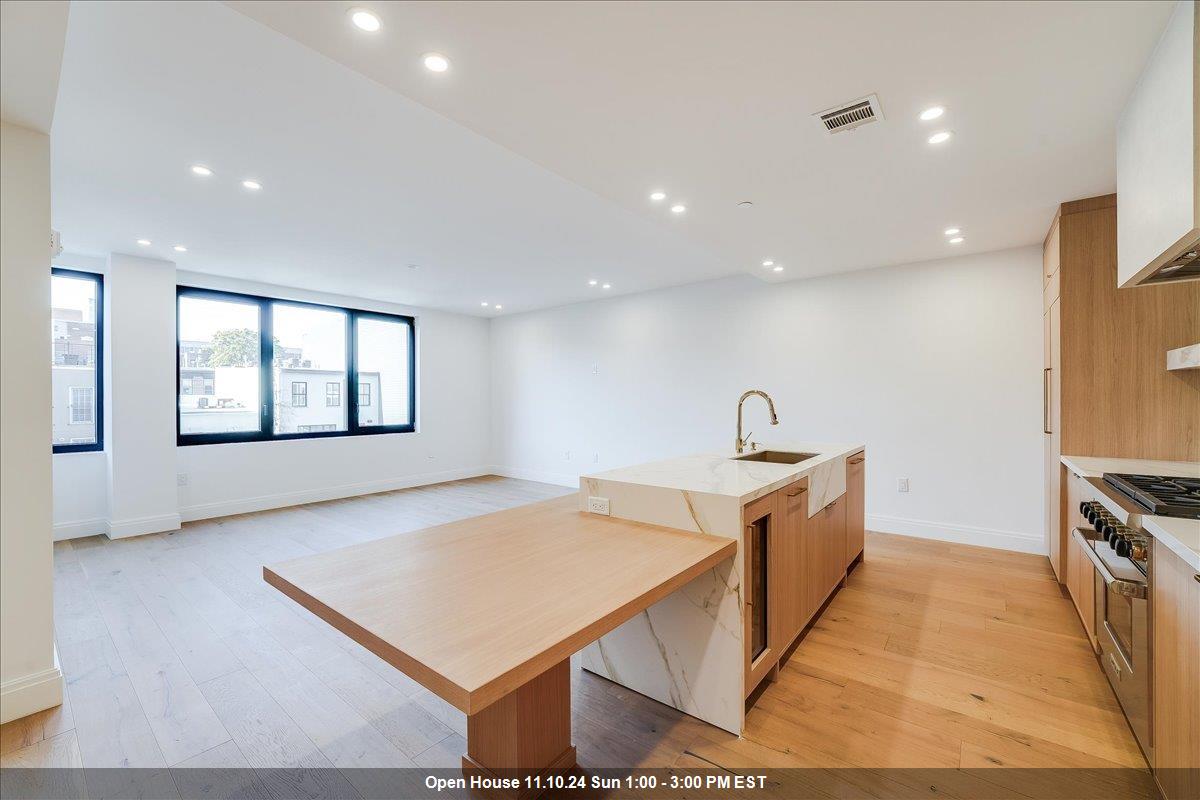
[1072,528,1147,599]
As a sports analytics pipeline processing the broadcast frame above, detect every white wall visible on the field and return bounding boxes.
[105,253,180,538]
[490,247,1045,553]
[51,268,493,534]
[1,121,62,723]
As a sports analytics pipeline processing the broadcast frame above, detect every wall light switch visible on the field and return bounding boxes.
[897,478,910,493]
[587,496,610,515]
[177,473,189,487]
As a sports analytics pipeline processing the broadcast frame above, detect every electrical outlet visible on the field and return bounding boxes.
[587,496,610,515]
[177,473,189,487]
[564,450,571,461]
[897,478,910,493]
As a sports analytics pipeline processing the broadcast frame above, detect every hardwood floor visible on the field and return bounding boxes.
[2,476,1151,797]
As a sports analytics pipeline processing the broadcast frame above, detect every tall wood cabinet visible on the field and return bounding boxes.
[1041,194,1200,580]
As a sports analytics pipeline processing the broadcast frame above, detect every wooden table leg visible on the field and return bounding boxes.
[462,658,577,799]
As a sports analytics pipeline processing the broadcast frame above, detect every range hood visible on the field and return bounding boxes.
[1140,239,1199,284]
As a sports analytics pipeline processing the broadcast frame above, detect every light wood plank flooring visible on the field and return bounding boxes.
[3,476,1150,795]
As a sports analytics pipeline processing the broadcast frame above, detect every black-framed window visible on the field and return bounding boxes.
[52,268,104,453]
[177,286,416,445]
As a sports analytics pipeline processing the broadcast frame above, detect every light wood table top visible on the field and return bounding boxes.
[264,495,736,714]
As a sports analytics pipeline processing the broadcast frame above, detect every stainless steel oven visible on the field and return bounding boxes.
[1073,512,1151,755]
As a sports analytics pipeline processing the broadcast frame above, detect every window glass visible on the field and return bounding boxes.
[52,272,101,448]
[178,296,262,435]
[177,289,413,443]
[273,303,347,434]
[355,317,411,427]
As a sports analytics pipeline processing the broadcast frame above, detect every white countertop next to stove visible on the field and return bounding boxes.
[1060,454,1200,479]
[1143,516,1200,572]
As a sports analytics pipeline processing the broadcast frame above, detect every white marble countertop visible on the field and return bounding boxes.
[583,441,865,504]
[1144,516,1200,572]
[1060,454,1200,479]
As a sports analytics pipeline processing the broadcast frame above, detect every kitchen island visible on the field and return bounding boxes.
[261,441,865,795]
[579,442,866,735]
[264,497,735,796]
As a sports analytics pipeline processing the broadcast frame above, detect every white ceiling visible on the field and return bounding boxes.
[52,1,1174,315]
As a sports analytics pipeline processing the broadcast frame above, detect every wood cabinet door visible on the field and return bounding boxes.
[1073,531,1096,646]
[1043,215,1060,289]
[845,452,865,565]
[771,481,808,652]
[824,497,847,597]
[1063,471,1097,650]
[1153,546,1200,800]
[1045,299,1063,582]
[801,500,825,627]
[805,497,845,620]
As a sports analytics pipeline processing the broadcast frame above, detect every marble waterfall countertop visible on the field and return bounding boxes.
[584,442,865,505]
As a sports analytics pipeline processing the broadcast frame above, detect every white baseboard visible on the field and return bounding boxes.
[106,513,183,539]
[0,647,64,725]
[53,517,107,541]
[868,513,1045,555]
[488,465,578,488]
[178,466,492,522]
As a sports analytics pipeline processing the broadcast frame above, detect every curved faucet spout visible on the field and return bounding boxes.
[736,390,779,454]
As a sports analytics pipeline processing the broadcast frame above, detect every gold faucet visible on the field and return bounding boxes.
[736,390,779,454]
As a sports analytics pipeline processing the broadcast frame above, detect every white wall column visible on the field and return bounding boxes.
[105,254,180,538]
[0,121,62,723]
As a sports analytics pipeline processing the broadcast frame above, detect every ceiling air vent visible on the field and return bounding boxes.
[814,94,883,134]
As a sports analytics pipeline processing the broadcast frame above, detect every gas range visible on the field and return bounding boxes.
[1102,473,1200,520]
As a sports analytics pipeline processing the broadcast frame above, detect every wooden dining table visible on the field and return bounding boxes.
[263,494,737,799]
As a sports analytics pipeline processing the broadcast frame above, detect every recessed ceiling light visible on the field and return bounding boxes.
[772,266,784,273]
[602,283,611,289]
[241,179,262,191]
[943,227,960,236]
[348,8,381,32]
[670,204,686,214]
[949,236,964,244]
[423,53,450,73]
[494,304,502,310]
[406,264,419,270]
[173,245,188,252]
[136,239,151,246]
[588,279,598,286]
[919,106,945,121]
[190,165,213,177]
[762,260,774,267]
[480,301,489,307]
[649,191,666,201]
[927,131,953,145]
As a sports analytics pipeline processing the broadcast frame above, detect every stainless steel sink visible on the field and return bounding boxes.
[732,450,817,465]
